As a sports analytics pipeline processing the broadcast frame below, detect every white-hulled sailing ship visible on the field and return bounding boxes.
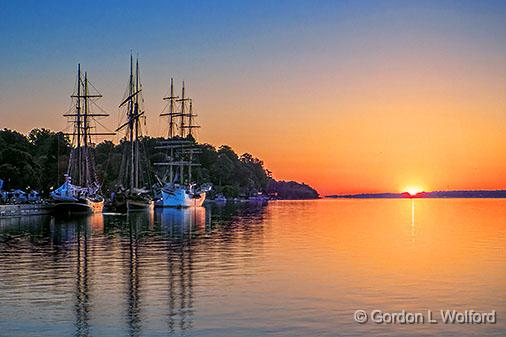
[111,55,153,211]
[155,79,211,207]
[51,65,114,214]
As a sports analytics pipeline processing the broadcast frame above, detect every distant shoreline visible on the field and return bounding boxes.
[326,190,506,199]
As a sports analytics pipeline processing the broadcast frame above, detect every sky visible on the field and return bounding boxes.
[1,0,505,195]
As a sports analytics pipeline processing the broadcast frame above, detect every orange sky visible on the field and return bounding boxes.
[1,1,505,195]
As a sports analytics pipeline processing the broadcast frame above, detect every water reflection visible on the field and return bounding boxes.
[164,216,195,334]
[158,207,207,238]
[411,199,415,243]
[0,203,267,336]
[0,200,505,336]
[74,217,90,337]
[126,212,142,337]
[0,214,52,240]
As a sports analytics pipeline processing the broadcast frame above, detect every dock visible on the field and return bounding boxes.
[0,204,53,217]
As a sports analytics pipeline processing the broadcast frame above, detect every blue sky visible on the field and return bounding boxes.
[1,0,505,193]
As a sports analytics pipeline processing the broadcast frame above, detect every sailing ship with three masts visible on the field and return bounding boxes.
[154,79,211,207]
[51,64,114,213]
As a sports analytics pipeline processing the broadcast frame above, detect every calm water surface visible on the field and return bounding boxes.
[0,199,505,336]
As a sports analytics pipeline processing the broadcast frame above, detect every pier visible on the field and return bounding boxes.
[0,204,53,217]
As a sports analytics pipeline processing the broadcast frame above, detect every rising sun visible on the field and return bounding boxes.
[404,186,423,196]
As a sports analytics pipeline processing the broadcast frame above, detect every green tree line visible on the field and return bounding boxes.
[0,128,318,199]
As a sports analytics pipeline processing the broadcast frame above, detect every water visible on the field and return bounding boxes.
[0,199,505,336]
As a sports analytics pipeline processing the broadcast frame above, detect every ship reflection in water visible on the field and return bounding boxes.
[0,200,505,336]
[0,203,267,337]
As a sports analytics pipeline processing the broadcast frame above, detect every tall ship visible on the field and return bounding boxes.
[111,56,153,211]
[51,65,113,213]
[155,79,211,207]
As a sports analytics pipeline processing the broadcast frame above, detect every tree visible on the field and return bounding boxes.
[0,128,319,199]
[28,129,70,192]
[0,147,40,189]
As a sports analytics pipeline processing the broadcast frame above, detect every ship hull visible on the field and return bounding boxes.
[53,198,104,214]
[157,188,206,208]
[127,199,154,211]
[109,193,153,212]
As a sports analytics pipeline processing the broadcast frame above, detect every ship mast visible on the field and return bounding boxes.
[83,71,88,187]
[129,55,135,190]
[64,64,112,189]
[179,83,185,180]
[156,80,201,186]
[178,82,195,183]
[180,82,185,137]
[168,79,175,183]
[168,78,176,138]
[161,78,179,182]
[76,64,82,186]
[134,58,140,189]
[179,87,200,136]
[116,54,144,192]
[188,100,193,137]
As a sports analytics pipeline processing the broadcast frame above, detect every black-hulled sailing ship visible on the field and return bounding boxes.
[51,65,113,213]
[154,79,211,207]
[111,56,153,211]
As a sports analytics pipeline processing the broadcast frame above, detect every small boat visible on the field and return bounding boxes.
[248,193,269,204]
[51,64,113,214]
[214,194,227,203]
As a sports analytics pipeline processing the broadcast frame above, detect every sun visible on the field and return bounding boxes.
[404,186,423,196]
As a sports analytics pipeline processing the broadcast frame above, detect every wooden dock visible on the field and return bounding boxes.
[0,204,53,217]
